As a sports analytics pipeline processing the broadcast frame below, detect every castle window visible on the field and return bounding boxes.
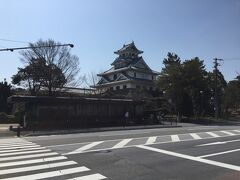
[114,74,117,80]
[116,86,120,90]
[152,75,154,80]
[134,72,136,78]
[123,85,127,89]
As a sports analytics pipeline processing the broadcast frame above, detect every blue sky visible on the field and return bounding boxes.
[0,0,240,85]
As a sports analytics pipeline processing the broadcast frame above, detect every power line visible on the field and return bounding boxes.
[0,44,74,52]
[222,57,240,61]
[0,38,30,44]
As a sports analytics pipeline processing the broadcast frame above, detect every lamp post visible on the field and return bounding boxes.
[200,90,203,116]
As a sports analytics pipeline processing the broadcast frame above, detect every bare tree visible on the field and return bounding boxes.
[17,39,80,96]
[84,72,105,95]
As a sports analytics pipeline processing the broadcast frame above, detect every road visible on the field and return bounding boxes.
[0,124,240,179]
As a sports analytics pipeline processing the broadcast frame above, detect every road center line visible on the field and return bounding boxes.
[199,148,240,158]
[137,145,240,172]
[196,139,240,147]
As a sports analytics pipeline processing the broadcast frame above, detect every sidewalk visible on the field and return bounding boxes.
[0,124,18,138]
[19,123,183,137]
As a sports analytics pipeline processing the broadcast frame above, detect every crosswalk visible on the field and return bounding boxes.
[0,138,107,180]
[65,129,240,155]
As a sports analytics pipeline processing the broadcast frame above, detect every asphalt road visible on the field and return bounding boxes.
[1,124,240,179]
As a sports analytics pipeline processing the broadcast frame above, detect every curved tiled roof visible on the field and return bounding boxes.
[114,41,143,55]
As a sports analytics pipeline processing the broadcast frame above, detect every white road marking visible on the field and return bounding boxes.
[0,143,38,148]
[206,132,220,137]
[137,145,240,172]
[146,136,157,144]
[0,156,67,168]
[221,131,235,136]
[112,139,132,149]
[46,142,88,148]
[0,142,34,146]
[68,141,103,154]
[196,139,240,147]
[0,149,50,157]
[0,161,77,175]
[0,147,46,154]
[0,152,58,162]
[187,126,219,131]
[0,138,26,143]
[1,166,90,180]
[66,173,107,180]
[197,142,225,146]
[199,148,240,158]
[190,133,202,140]
[0,144,41,150]
[99,131,150,137]
[46,129,240,150]
[171,135,180,142]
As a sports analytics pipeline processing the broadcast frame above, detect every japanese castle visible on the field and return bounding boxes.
[95,42,159,93]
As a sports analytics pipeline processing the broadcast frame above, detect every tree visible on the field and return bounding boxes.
[84,72,106,96]
[157,52,184,121]
[12,58,46,95]
[0,79,11,112]
[12,39,80,96]
[224,75,240,116]
[157,53,226,120]
[182,57,209,117]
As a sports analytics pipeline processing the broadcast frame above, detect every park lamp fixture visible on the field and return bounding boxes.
[0,43,74,52]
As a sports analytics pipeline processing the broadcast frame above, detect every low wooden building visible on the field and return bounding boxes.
[8,95,145,129]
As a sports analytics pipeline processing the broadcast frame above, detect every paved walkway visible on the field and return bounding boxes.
[0,124,18,138]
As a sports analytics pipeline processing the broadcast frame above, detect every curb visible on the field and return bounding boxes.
[21,124,181,137]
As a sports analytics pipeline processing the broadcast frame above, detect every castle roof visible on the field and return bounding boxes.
[114,41,143,55]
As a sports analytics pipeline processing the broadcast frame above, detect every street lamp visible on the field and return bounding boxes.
[0,43,74,52]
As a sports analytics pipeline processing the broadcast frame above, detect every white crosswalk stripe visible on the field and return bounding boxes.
[0,149,50,157]
[0,161,77,175]
[221,131,235,136]
[112,139,132,149]
[69,141,104,154]
[66,173,107,180]
[171,135,180,142]
[0,138,107,180]
[0,146,46,154]
[0,156,67,168]
[146,136,157,144]
[206,132,220,137]
[1,167,90,180]
[65,129,240,154]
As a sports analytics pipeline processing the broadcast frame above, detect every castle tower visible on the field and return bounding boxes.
[94,42,159,92]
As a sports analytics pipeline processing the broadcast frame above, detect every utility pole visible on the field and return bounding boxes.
[213,58,223,120]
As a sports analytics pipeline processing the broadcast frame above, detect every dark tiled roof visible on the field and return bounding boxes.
[114,41,143,54]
